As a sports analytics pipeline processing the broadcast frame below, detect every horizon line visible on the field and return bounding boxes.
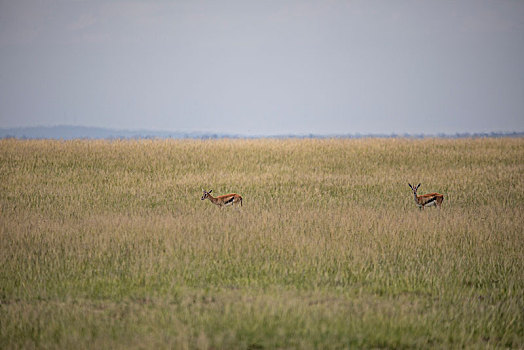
[1,125,523,140]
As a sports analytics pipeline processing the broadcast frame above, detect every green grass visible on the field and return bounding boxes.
[1,138,523,349]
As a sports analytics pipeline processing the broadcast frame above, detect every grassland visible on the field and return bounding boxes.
[0,138,523,349]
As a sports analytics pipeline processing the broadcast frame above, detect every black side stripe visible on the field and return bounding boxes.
[424,197,436,205]
[224,197,235,205]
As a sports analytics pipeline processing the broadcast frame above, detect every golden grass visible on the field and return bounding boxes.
[0,138,523,348]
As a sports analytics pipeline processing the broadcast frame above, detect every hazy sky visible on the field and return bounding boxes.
[1,0,523,135]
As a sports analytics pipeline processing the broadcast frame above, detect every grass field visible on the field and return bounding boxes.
[0,138,523,349]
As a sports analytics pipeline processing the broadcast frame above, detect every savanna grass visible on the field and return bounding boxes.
[0,138,523,349]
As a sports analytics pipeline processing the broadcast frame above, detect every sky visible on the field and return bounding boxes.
[1,0,523,136]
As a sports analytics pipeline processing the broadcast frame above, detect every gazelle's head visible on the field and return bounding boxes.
[408,183,421,195]
[201,189,212,200]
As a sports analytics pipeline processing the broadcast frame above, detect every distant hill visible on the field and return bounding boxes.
[0,126,522,140]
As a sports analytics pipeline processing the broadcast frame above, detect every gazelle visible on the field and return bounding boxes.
[201,189,242,208]
[408,183,444,210]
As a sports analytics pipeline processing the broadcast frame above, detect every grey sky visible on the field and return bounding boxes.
[1,0,523,135]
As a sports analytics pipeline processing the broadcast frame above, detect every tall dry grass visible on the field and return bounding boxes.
[0,138,523,349]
